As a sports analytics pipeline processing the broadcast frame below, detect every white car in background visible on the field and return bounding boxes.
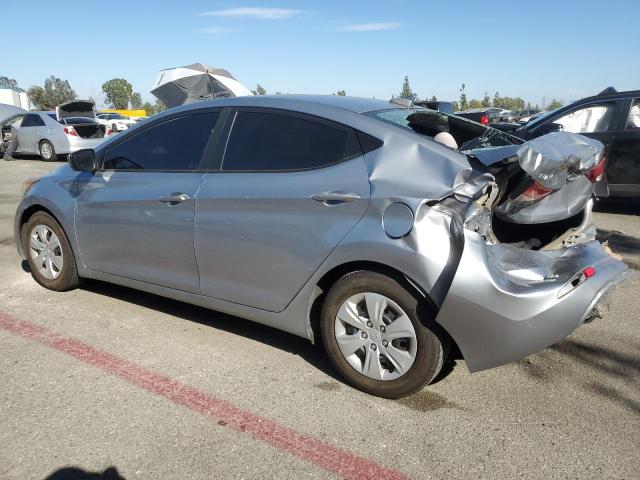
[96,112,136,132]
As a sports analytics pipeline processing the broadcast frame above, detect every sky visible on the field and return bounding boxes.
[2,0,638,108]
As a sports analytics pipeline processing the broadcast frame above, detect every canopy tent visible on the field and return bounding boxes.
[151,63,253,108]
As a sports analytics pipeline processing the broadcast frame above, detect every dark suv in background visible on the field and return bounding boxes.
[494,88,640,198]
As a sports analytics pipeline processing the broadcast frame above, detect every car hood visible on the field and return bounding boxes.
[57,100,96,120]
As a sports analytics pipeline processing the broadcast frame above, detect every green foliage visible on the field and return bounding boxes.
[459,83,468,111]
[481,91,491,108]
[251,84,267,95]
[27,76,77,110]
[154,99,166,113]
[400,76,417,100]
[547,99,563,111]
[102,78,133,109]
[336,90,346,96]
[492,92,525,111]
[141,102,155,116]
[468,99,483,109]
[451,101,459,112]
[130,92,143,109]
[430,95,437,101]
[0,76,18,89]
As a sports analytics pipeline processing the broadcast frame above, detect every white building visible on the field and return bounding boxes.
[0,87,30,109]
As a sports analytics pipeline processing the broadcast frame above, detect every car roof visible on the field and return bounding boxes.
[172,95,401,115]
[578,88,640,103]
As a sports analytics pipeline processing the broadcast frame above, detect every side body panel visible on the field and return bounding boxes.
[75,171,205,293]
[194,157,371,312]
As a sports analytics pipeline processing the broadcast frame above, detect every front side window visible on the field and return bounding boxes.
[553,103,617,133]
[222,111,357,171]
[626,99,640,130]
[103,112,219,170]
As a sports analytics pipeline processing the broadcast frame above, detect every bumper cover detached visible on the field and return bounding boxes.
[435,234,631,372]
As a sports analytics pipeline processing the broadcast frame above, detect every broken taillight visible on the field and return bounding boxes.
[585,153,607,183]
[63,126,78,136]
[518,181,553,203]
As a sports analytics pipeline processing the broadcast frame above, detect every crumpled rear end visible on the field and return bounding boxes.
[434,232,631,372]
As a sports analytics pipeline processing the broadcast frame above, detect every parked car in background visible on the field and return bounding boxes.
[454,107,501,125]
[12,100,106,161]
[0,103,26,155]
[491,88,640,197]
[15,95,628,398]
[96,112,136,132]
[513,108,540,123]
[414,100,454,114]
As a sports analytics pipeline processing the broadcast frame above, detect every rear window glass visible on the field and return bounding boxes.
[222,111,356,171]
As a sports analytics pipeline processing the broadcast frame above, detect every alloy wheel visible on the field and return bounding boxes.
[29,224,64,280]
[334,292,417,381]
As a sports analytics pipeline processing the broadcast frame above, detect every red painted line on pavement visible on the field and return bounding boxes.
[0,311,407,480]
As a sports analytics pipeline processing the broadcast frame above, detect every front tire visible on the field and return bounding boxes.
[39,140,57,162]
[321,271,447,398]
[22,212,80,291]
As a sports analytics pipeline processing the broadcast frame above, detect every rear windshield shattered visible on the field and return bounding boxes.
[366,108,522,151]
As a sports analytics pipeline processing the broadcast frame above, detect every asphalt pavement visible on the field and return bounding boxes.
[0,158,638,480]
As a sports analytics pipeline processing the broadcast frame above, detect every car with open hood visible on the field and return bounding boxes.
[12,100,106,161]
[14,95,630,398]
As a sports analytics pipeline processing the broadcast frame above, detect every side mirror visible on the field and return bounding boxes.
[538,122,563,134]
[68,149,98,172]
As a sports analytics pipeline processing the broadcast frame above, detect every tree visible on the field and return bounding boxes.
[27,76,77,110]
[141,102,155,116]
[492,92,525,111]
[130,92,143,109]
[336,90,346,96]
[400,76,417,101]
[459,83,468,111]
[251,84,267,96]
[430,95,437,101]
[102,78,133,109]
[154,98,166,113]
[0,76,18,89]
[468,99,483,109]
[481,91,491,108]
[547,99,563,111]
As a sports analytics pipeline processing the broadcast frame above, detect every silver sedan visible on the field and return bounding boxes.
[14,95,630,398]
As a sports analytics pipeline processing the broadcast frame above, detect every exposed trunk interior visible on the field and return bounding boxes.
[72,123,105,139]
[492,210,585,249]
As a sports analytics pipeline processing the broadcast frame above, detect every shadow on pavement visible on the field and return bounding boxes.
[594,197,640,215]
[518,337,640,414]
[81,280,343,383]
[44,466,124,480]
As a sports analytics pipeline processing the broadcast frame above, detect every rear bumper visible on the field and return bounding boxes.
[435,234,631,372]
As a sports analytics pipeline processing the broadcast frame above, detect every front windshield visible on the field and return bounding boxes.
[365,108,522,151]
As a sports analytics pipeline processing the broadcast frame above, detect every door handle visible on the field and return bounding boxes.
[159,193,191,205]
[310,191,361,206]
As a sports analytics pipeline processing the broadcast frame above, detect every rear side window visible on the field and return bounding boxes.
[222,111,358,171]
[21,114,45,127]
[103,112,219,171]
[626,99,640,130]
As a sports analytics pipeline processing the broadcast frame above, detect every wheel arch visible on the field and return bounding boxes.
[308,260,457,353]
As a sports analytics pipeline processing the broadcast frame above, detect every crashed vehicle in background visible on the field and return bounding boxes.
[14,95,631,398]
[11,100,106,161]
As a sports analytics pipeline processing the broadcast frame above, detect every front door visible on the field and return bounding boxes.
[194,108,370,312]
[75,111,220,293]
[606,98,640,196]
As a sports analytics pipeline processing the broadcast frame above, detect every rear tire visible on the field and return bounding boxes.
[22,212,80,291]
[39,140,57,162]
[321,271,447,398]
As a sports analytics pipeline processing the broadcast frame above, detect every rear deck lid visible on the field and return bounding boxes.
[56,100,96,120]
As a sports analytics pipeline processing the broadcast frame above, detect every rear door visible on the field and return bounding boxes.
[194,108,370,312]
[75,110,220,293]
[16,113,44,153]
[606,97,640,196]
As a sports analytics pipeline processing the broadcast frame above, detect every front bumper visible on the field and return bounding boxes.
[435,233,631,372]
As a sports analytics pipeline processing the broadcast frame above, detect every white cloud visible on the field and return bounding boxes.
[198,27,236,34]
[338,22,403,32]
[200,7,303,20]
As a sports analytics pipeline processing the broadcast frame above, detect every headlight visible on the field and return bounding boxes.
[21,177,40,197]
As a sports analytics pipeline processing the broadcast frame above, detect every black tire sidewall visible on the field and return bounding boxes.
[22,212,78,291]
[39,140,56,162]
[321,271,444,398]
